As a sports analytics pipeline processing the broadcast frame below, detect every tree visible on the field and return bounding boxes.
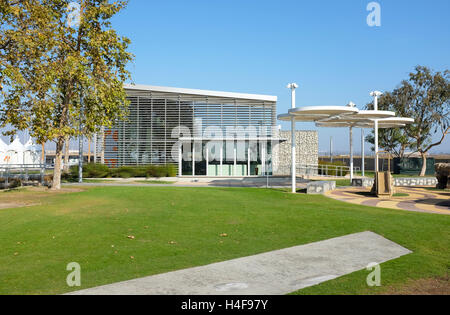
[366,66,449,176]
[0,0,133,189]
[366,128,409,158]
[399,67,449,176]
[365,92,410,158]
[63,135,70,172]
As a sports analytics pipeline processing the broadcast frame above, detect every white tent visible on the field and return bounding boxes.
[6,137,24,164]
[0,137,41,166]
[23,138,41,165]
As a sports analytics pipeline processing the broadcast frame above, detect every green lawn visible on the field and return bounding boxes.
[0,186,448,295]
[335,179,352,187]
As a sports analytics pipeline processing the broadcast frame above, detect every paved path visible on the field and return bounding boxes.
[65,177,310,189]
[326,187,450,215]
[68,232,411,295]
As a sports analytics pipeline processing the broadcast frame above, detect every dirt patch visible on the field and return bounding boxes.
[0,202,35,210]
[0,187,85,210]
[26,187,84,194]
[384,275,450,295]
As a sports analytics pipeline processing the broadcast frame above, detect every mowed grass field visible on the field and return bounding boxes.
[0,186,448,295]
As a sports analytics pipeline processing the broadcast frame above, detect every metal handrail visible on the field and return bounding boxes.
[275,164,361,178]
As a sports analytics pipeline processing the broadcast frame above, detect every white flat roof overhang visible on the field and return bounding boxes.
[124,84,277,103]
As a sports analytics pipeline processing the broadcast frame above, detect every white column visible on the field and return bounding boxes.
[291,89,296,108]
[206,145,209,177]
[192,143,195,176]
[287,83,298,194]
[220,146,223,176]
[178,142,182,177]
[372,91,381,174]
[248,147,251,176]
[374,120,379,173]
[261,142,266,176]
[350,126,354,182]
[291,118,296,193]
[361,129,365,177]
[234,145,237,177]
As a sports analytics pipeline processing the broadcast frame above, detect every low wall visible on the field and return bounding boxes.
[352,177,438,187]
[307,181,336,194]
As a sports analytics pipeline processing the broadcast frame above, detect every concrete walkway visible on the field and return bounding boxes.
[68,231,411,295]
[65,177,310,189]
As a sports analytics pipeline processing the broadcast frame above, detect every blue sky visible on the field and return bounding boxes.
[110,0,450,154]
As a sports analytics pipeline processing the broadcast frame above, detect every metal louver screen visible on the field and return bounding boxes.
[103,90,276,168]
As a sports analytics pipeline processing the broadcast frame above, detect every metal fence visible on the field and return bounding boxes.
[275,164,361,178]
[0,164,52,186]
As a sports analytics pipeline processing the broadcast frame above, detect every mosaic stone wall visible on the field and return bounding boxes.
[273,131,319,176]
[352,177,438,187]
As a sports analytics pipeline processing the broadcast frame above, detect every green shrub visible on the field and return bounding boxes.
[154,166,168,178]
[131,166,148,178]
[109,166,147,178]
[165,164,177,177]
[110,166,134,178]
[68,165,79,181]
[65,164,178,179]
[83,163,110,178]
[145,164,177,178]
[146,165,165,178]
[146,165,157,178]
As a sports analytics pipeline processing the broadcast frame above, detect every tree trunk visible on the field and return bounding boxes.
[41,143,45,164]
[63,136,70,172]
[420,152,427,177]
[52,136,65,190]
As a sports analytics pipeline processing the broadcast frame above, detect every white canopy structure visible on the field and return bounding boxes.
[316,116,414,181]
[279,87,414,193]
[278,106,360,122]
[0,137,41,166]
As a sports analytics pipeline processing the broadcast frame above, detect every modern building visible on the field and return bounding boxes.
[99,84,318,177]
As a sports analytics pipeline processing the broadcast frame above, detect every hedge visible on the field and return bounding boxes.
[65,163,177,180]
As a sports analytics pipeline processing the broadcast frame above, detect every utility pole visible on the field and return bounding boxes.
[330,137,333,163]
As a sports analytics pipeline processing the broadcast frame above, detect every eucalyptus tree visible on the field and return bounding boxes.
[396,67,449,176]
[366,66,449,176]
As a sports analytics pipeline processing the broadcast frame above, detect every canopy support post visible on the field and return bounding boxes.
[350,126,354,183]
